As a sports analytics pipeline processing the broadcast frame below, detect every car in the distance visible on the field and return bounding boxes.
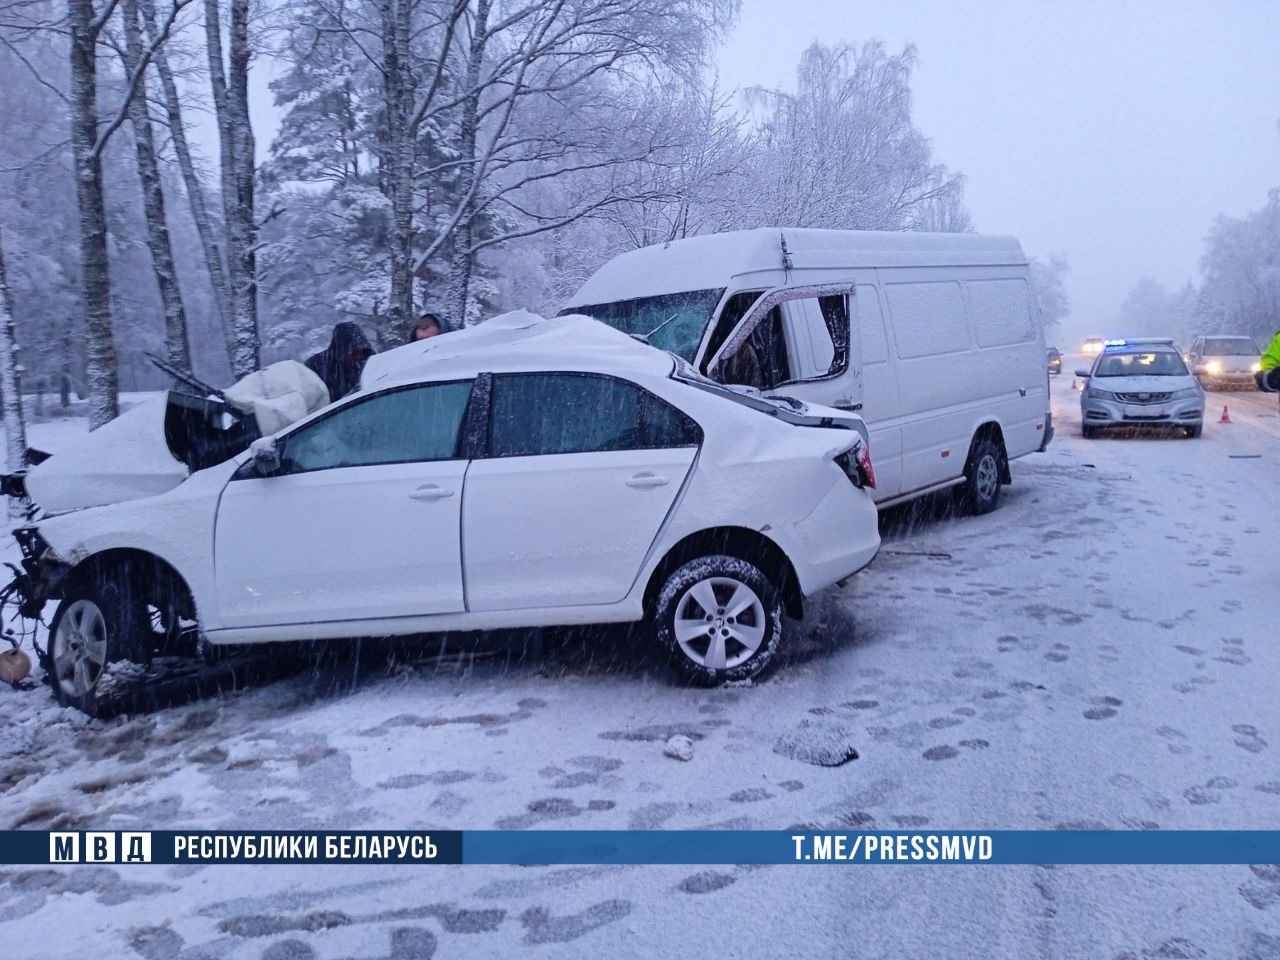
[1186,335,1262,389]
[1076,339,1205,438]
[1047,346,1062,375]
[1082,337,1105,356]
[9,314,881,713]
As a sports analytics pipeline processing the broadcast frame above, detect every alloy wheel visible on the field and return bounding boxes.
[52,599,108,697]
[672,577,766,671]
[975,453,999,503]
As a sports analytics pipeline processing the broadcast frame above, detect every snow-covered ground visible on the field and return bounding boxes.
[2,373,1278,959]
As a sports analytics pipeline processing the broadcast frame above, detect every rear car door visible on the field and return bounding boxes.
[213,380,474,628]
[463,372,700,611]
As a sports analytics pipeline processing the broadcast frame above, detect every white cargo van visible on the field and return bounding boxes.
[562,228,1053,513]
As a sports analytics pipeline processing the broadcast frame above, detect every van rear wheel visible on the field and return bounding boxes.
[958,436,1004,515]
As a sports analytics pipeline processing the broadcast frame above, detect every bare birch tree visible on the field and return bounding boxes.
[68,0,119,426]
[140,0,234,356]
[0,226,29,488]
[67,0,191,425]
[205,0,259,376]
[117,0,192,368]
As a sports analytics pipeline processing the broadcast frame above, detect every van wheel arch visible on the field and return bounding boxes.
[644,527,804,621]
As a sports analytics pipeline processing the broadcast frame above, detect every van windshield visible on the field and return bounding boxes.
[560,289,723,361]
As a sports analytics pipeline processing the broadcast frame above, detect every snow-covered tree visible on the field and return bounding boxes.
[1028,254,1070,331]
[1197,189,1280,341]
[732,41,968,233]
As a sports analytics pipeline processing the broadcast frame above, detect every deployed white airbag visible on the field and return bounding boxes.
[223,360,330,434]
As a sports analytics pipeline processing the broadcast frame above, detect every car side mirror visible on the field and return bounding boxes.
[250,436,281,476]
[1074,369,1091,378]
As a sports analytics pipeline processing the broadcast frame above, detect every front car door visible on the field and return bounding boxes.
[213,380,474,629]
[462,372,700,611]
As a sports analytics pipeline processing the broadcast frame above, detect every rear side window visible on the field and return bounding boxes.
[489,373,700,457]
[886,281,970,359]
[281,380,473,473]
[966,279,1034,347]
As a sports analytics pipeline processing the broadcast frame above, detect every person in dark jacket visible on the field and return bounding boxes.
[304,322,374,401]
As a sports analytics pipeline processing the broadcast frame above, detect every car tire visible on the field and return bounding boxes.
[1185,425,1202,438]
[958,436,1004,515]
[655,555,783,686]
[46,569,147,716]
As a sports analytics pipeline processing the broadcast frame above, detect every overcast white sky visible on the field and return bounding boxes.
[713,0,1280,340]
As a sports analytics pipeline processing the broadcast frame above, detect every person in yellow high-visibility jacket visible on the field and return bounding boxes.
[1259,331,1280,391]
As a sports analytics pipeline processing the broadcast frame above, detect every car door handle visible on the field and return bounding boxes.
[409,484,454,501]
[625,472,669,489]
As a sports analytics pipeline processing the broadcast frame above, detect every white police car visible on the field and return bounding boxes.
[1076,339,1205,438]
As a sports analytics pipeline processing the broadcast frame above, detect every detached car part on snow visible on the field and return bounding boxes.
[3,314,881,715]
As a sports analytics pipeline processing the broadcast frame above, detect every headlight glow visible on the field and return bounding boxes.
[1205,360,1222,375]
[1253,362,1263,373]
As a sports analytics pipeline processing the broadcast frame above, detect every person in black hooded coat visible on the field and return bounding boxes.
[304,322,374,402]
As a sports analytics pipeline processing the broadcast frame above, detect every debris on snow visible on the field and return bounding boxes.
[773,718,859,767]
[664,734,695,762]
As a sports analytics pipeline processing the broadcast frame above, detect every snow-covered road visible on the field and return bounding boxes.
[3,375,1279,959]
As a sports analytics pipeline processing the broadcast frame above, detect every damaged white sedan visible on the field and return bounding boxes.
[5,313,879,714]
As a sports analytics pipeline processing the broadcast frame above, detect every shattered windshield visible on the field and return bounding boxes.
[561,288,724,361]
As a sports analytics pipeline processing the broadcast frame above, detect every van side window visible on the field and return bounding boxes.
[886,281,970,359]
[856,285,889,363]
[966,279,1034,347]
[778,295,850,381]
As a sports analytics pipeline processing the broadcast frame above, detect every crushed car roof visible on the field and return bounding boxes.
[361,311,676,389]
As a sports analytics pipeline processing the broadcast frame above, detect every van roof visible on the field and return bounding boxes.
[360,310,674,389]
[566,227,1028,307]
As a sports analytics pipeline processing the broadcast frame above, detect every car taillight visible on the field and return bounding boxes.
[855,442,876,489]
[836,441,876,489]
